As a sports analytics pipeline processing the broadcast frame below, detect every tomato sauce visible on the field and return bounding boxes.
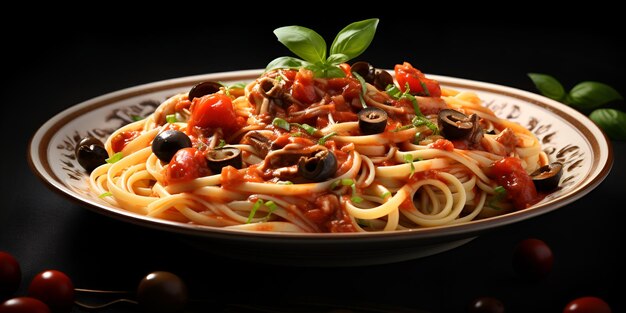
[488,157,539,210]
[111,131,139,153]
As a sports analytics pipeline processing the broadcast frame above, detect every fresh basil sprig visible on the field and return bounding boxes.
[528,73,624,140]
[266,18,379,78]
[528,73,622,109]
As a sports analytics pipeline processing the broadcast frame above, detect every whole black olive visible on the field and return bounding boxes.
[206,147,242,173]
[438,109,474,139]
[358,107,388,135]
[298,150,337,182]
[530,162,563,190]
[75,136,108,172]
[137,271,188,313]
[373,69,394,90]
[351,61,376,83]
[152,130,192,163]
[188,81,222,101]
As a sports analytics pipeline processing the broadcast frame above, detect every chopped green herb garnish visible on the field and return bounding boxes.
[330,180,341,190]
[272,117,290,131]
[352,71,368,108]
[412,116,439,134]
[318,132,337,145]
[294,123,317,135]
[131,115,143,121]
[403,154,415,178]
[263,200,278,221]
[380,191,391,199]
[99,192,112,198]
[246,199,265,223]
[276,181,294,185]
[385,84,403,99]
[392,124,415,132]
[351,196,364,203]
[291,132,302,137]
[105,152,123,164]
[487,186,508,210]
[217,139,226,148]
[166,114,177,124]
[341,178,354,186]
[419,80,431,96]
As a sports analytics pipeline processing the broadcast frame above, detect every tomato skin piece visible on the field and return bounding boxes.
[291,69,319,104]
[165,148,210,184]
[188,94,240,134]
[488,157,539,210]
[394,62,441,97]
[111,130,139,153]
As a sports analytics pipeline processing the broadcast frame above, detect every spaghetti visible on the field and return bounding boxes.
[87,62,551,233]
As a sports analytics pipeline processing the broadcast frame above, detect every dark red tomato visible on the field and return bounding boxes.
[512,238,554,281]
[291,69,319,104]
[188,93,240,134]
[27,270,74,313]
[394,62,441,97]
[467,296,505,313]
[488,157,539,210]
[0,297,51,313]
[165,148,210,184]
[327,77,361,100]
[563,296,612,313]
[0,251,21,297]
[111,130,139,153]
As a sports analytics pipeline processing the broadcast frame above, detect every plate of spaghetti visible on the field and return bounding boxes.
[28,19,612,266]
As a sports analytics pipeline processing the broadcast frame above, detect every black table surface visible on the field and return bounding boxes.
[2,13,625,313]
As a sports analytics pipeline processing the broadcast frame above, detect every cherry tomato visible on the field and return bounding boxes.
[512,238,554,281]
[0,252,21,297]
[137,271,188,313]
[488,157,539,210]
[188,93,240,134]
[394,62,441,97]
[563,296,612,313]
[0,297,51,313]
[27,270,74,313]
[291,68,319,104]
[467,296,505,313]
[165,147,210,184]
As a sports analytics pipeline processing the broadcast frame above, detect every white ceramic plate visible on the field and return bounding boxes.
[28,70,613,266]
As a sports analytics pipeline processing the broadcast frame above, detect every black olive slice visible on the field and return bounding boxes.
[75,136,108,172]
[206,147,242,173]
[530,162,563,190]
[373,69,394,91]
[438,109,474,139]
[358,107,388,135]
[152,130,192,163]
[188,81,222,101]
[298,150,337,182]
[351,61,376,83]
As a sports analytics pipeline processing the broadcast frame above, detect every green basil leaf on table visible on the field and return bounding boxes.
[528,73,566,101]
[567,81,623,109]
[589,108,626,140]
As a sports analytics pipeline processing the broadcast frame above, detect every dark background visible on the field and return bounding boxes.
[2,10,625,313]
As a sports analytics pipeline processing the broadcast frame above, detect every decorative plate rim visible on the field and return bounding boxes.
[27,69,614,243]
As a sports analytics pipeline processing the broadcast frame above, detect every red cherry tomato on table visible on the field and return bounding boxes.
[27,270,74,313]
[0,297,51,313]
[467,296,505,313]
[187,93,241,135]
[394,62,441,97]
[0,251,21,297]
[512,238,554,281]
[563,296,612,313]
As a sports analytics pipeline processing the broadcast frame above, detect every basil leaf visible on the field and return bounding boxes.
[323,66,346,78]
[265,56,309,72]
[272,117,290,131]
[326,53,349,64]
[274,25,327,64]
[106,152,123,164]
[528,73,566,101]
[567,81,623,109]
[330,18,379,60]
[589,108,626,140]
